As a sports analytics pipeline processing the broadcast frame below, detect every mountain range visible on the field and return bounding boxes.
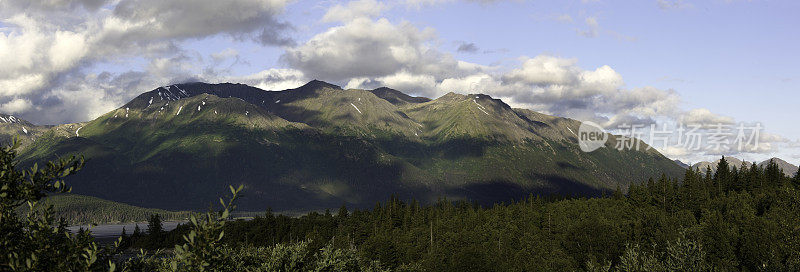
[691,157,799,176]
[3,81,685,211]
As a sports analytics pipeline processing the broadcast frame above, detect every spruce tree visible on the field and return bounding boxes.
[338,204,349,219]
[714,157,731,194]
[133,224,141,237]
[748,162,761,190]
[146,214,163,236]
[793,167,800,187]
[764,159,783,188]
[612,185,624,200]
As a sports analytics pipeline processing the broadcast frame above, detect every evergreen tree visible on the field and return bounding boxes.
[147,214,163,236]
[714,157,731,194]
[747,162,761,190]
[133,224,142,237]
[337,204,349,219]
[612,185,624,200]
[764,159,784,188]
[793,167,800,187]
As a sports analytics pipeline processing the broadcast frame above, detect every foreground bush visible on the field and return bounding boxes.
[0,140,387,271]
[124,241,387,272]
[0,140,118,271]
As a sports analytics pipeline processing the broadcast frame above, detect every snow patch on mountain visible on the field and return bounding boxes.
[473,100,489,115]
[567,127,577,136]
[350,103,362,114]
[0,115,21,124]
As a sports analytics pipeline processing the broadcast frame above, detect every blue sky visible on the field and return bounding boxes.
[1,0,798,164]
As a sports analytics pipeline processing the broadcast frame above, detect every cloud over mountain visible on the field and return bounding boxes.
[0,0,293,124]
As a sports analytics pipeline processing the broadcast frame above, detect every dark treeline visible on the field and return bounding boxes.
[125,157,800,271]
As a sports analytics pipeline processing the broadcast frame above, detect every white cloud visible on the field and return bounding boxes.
[1,0,109,13]
[322,0,387,23]
[679,108,735,126]
[377,71,437,93]
[109,0,291,45]
[503,56,581,86]
[580,65,624,92]
[284,18,438,83]
[0,98,33,114]
[0,0,294,124]
[224,68,307,91]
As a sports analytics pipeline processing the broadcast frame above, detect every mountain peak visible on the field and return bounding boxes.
[369,87,431,105]
[758,157,798,175]
[300,80,341,90]
[692,157,798,176]
[437,92,468,101]
[0,113,32,126]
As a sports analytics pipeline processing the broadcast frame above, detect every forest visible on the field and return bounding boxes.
[2,140,800,271]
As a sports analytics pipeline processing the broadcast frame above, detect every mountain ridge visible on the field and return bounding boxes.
[11,80,685,211]
[691,157,798,176]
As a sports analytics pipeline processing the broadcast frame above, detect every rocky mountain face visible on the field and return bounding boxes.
[12,81,685,211]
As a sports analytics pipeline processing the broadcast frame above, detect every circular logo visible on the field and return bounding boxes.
[578,121,607,152]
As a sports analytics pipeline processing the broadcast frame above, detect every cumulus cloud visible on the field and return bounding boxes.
[0,0,294,124]
[283,17,493,98]
[109,0,292,45]
[225,68,308,91]
[284,18,434,82]
[491,55,680,127]
[679,108,735,126]
[503,56,582,86]
[0,98,33,114]
[321,0,387,23]
[377,71,438,92]
[1,0,108,13]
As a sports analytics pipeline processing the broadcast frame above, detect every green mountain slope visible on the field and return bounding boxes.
[16,81,684,211]
[32,194,191,225]
[0,113,84,151]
